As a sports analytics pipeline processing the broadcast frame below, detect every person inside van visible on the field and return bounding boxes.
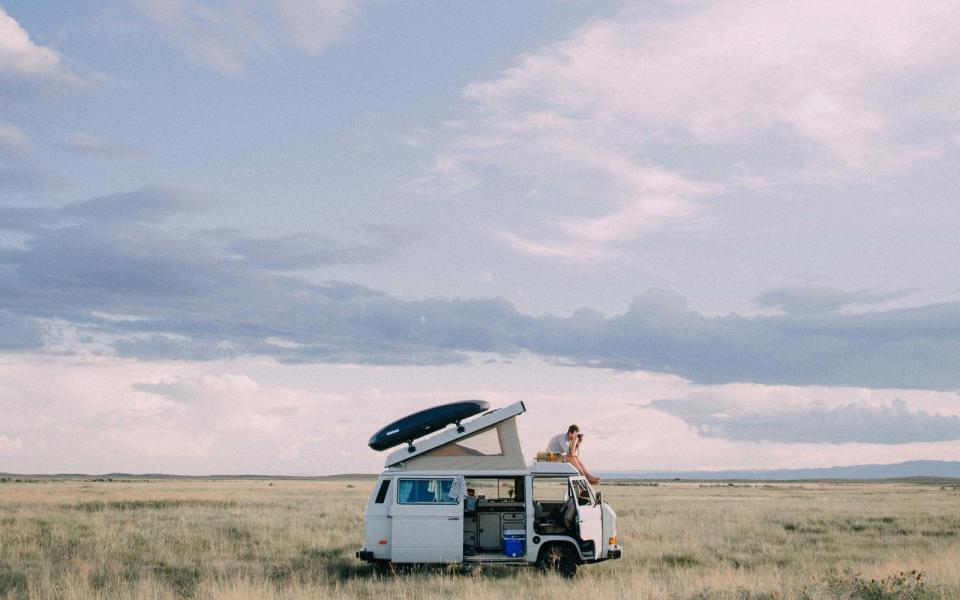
[546,424,601,485]
[465,488,478,511]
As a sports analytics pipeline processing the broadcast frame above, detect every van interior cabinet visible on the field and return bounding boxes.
[502,512,524,534]
[478,513,501,549]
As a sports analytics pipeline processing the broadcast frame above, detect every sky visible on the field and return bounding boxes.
[1,0,960,475]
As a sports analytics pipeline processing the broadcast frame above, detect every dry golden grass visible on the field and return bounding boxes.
[0,478,958,599]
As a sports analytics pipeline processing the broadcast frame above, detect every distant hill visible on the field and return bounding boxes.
[0,472,378,481]
[600,460,960,481]
[3,460,959,482]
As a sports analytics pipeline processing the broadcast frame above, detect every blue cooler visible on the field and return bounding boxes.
[502,529,525,557]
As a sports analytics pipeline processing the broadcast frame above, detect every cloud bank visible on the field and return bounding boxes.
[0,124,29,157]
[0,7,62,78]
[647,397,960,444]
[0,6,82,91]
[1,187,960,390]
[134,0,362,76]
[755,284,923,315]
[429,0,960,257]
[58,133,146,159]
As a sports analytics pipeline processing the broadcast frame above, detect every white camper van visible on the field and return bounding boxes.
[356,401,622,576]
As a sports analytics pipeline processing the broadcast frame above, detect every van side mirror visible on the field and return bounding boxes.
[595,492,602,504]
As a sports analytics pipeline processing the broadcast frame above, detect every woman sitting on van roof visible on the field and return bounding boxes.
[546,424,601,485]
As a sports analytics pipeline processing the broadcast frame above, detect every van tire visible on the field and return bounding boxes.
[537,543,578,578]
[371,560,392,576]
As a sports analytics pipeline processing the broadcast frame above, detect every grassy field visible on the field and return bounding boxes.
[0,478,958,599]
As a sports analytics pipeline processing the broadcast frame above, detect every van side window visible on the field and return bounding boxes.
[374,479,390,504]
[397,479,456,504]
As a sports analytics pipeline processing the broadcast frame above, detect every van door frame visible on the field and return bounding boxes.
[571,475,602,556]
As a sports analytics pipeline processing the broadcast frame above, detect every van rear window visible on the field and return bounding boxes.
[397,479,456,504]
[374,479,390,504]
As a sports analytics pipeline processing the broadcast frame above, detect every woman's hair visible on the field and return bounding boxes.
[567,424,580,434]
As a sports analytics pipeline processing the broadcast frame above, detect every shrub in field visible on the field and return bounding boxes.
[659,553,702,568]
[821,570,947,600]
[0,562,28,597]
[71,499,237,512]
[690,589,781,599]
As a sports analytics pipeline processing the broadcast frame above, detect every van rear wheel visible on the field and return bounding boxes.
[371,560,392,576]
[538,544,578,578]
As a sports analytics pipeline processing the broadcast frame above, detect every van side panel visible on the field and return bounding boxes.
[390,477,464,563]
[524,476,536,563]
[364,475,393,560]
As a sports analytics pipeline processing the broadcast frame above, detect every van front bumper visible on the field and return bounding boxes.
[607,545,622,560]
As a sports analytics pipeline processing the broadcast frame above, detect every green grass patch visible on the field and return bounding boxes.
[659,553,701,568]
[0,562,28,597]
[70,499,237,512]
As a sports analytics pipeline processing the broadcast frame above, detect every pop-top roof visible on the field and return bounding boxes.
[384,401,526,470]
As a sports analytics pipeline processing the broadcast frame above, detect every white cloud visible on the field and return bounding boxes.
[468,1,959,165]
[135,0,271,76]
[647,396,960,444]
[90,311,150,323]
[406,154,480,196]
[438,0,960,257]
[553,165,715,243]
[0,434,23,454]
[58,133,146,158]
[0,7,62,77]
[495,230,605,261]
[0,124,29,156]
[264,336,304,349]
[277,0,360,55]
[3,354,959,474]
[135,0,362,76]
[755,283,923,315]
[134,373,327,434]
